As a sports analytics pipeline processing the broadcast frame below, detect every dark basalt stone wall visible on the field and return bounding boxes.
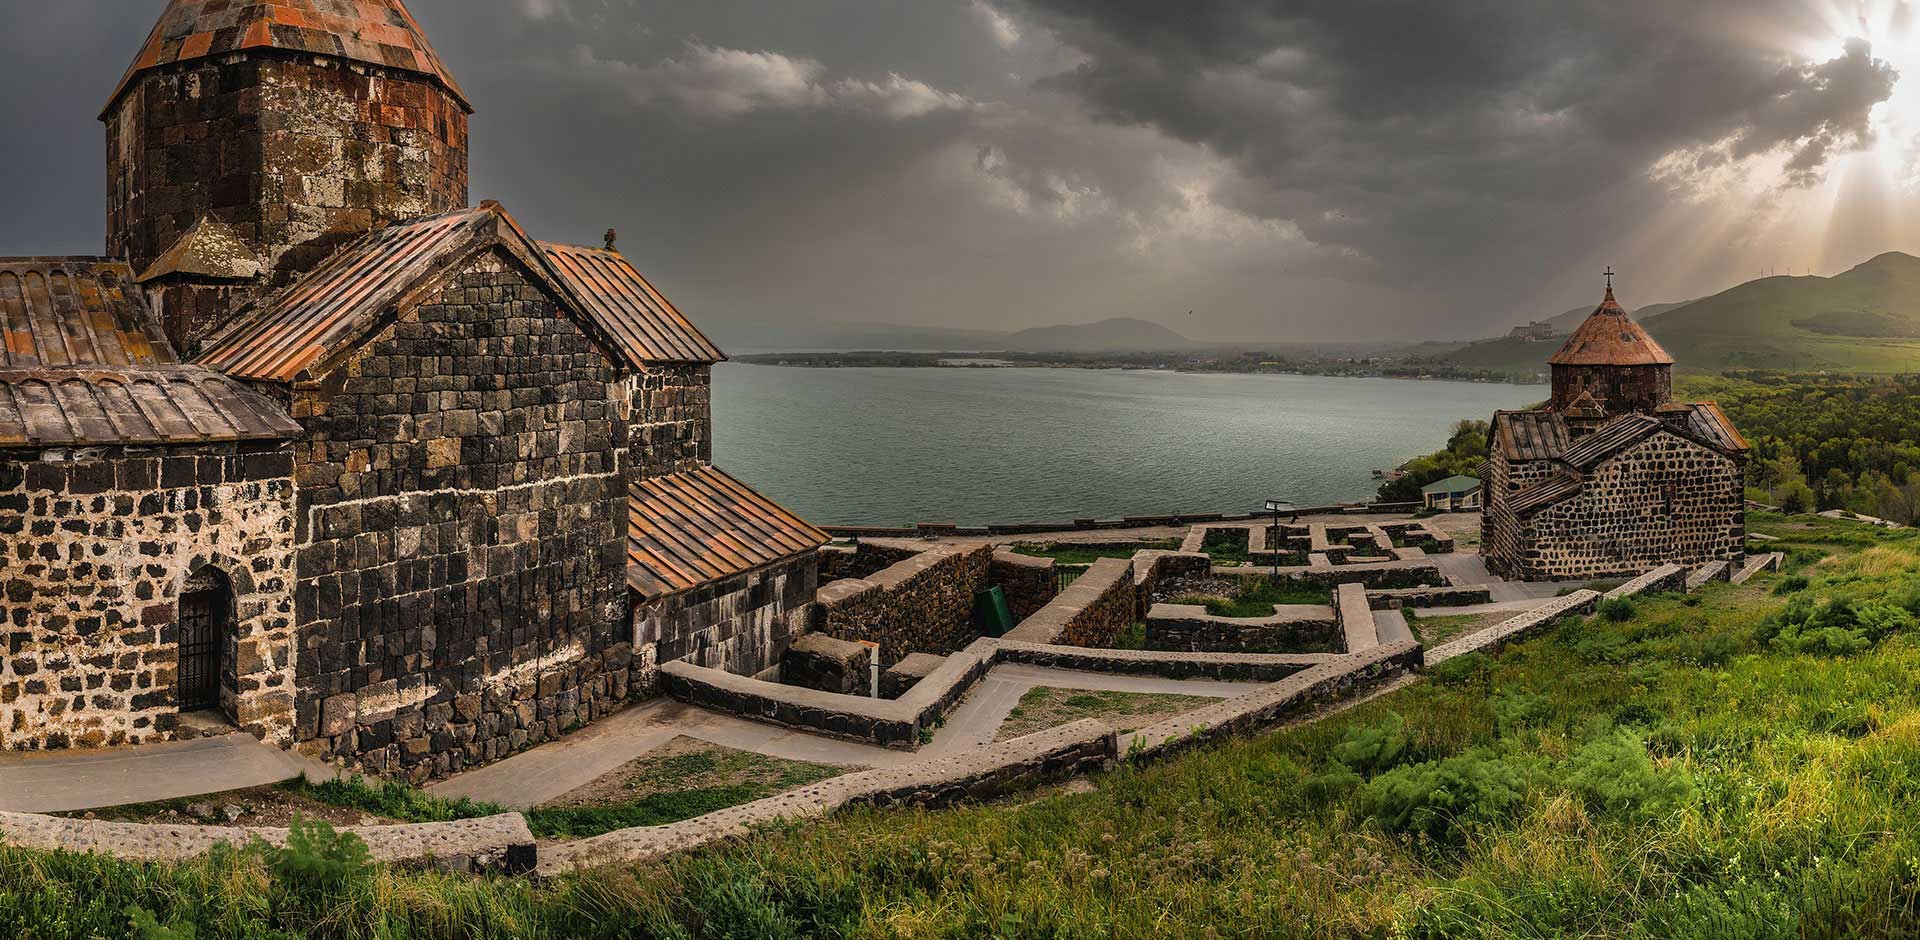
[631,553,817,691]
[1550,363,1673,419]
[624,364,712,485]
[0,443,297,751]
[288,250,629,782]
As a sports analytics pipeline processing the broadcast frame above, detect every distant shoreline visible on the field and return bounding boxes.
[731,350,1545,386]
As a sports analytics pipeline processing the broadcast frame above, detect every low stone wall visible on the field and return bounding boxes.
[880,653,946,699]
[1143,604,1341,654]
[1003,557,1136,647]
[990,551,1058,623]
[994,640,1322,683]
[1132,550,1214,616]
[0,811,536,874]
[660,641,995,750]
[536,719,1119,875]
[1128,640,1423,761]
[1366,586,1494,610]
[1426,590,1602,664]
[813,543,993,664]
[1271,563,1448,591]
[634,553,817,684]
[1602,564,1687,601]
[1731,553,1784,586]
[782,634,874,695]
[1333,584,1379,653]
[1686,561,1733,591]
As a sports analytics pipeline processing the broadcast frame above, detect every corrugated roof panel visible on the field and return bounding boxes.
[1493,410,1570,462]
[628,466,829,601]
[541,243,726,365]
[0,367,301,448]
[1561,414,1664,471]
[1511,473,1585,516]
[0,259,178,369]
[106,0,469,117]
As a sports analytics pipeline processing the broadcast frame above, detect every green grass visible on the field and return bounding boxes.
[283,775,504,824]
[1012,540,1180,567]
[526,746,845,840]
[997,687,1224,740]
[16,519,1920,937]
[1111,620,1148,650]
[1402,611,1505,646]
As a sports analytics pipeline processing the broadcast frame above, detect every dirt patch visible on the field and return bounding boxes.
[57,785,394,828]
[539,736,850,811]
[996,687,1220,741]
[1405,611,1512,646]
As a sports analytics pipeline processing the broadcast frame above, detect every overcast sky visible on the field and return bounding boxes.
[4,1,1919,342]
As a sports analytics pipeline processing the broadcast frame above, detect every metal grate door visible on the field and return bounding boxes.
[177,591,222,711]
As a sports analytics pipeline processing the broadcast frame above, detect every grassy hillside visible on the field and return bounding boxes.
[12,515,1920,938]
[1641,253,1920,372]
[1424,301,1690,378]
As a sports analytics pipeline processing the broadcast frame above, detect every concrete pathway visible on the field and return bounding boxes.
[0,733,338,814]
[1411,597,1559,619]
[921,664,1264,756]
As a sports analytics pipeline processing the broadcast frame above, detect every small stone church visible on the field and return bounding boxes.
[1481,283,1749,581]
[0,0,827,781]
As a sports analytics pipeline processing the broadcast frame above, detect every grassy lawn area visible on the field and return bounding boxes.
[1011,539,1180,567]
[16,514,1920,937]
[527,737,849,839]
[995,687,1220,741]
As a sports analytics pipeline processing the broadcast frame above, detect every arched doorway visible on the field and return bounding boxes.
[176,568,235,719]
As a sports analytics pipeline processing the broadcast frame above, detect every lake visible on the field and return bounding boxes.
[711,365,1540,527]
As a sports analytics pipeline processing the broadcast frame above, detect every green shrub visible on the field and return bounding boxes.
[1359,750,1539,844]
[1330,712,1409,776]
[267,819,372,901]
[286,774,503,824]
[1597,596,1638,623]
[1431,652,1494,686]
[1491,689,1552,734]
[1564,731,1695,822]
[1773,574,1811,595]
[1757,595,1918,656]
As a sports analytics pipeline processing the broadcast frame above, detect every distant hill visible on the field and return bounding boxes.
[1002,317,1195,353]
[1420,252,1920,376]
[1638,252,1920,372]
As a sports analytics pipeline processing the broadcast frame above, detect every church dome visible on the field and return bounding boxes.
[1547,286,1674,367]
[105,0,470,117]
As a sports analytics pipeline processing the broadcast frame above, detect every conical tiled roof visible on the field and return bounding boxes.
[1548,287,1674,367]
[105,0,469,117]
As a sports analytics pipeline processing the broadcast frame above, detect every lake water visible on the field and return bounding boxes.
[711,365,1540,527]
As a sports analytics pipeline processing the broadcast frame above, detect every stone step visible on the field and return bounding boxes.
[1730,552,1784,586]
[1685,561,1731,591]
[1374,610,1414,647]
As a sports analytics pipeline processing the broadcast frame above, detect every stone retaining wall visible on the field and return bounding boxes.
[813,543,993,664]
[535,719,1117,875]
[1143,604,1341,654]
[993,640,1322,682]
[1128,640,1423,761]
[0,811,535,874]
[1334,584,1379,653]
[990,551,1058,623]
[1003,557,1135,646]
[1602,564,1687,601]
[1245,563,1448,591]
[1365,586,1494,610]
[1426,590,1601,664]
[1132,550,1214,617]
[634,554,816,685]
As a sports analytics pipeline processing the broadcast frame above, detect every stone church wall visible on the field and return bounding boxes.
[288,250,629,781]
[622,364,712,485]
[107,54,469,293]
[1481,449,1559,581]
[631,553,818,691]
[0,443,297,751]
[1503,433,1744,581]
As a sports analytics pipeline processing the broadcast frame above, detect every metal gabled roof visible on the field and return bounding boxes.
[1549,287,1675,367]
[1560,413,1665,471]
[0,258,178,368]
[1492,410,1570,463]
[541,243,726,365]
[106,0,470,118]
[0,366,301,448]
[627,466,829,601]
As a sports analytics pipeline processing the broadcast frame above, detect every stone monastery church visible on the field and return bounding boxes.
[0,0,829,779]
[1482,284,1750,581]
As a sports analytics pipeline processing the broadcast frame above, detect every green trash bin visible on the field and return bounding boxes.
[975,586,1015,638]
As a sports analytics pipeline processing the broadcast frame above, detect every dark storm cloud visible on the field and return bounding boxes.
[0,1,1904,342]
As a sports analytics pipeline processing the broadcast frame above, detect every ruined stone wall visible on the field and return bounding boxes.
[989,551,1056,623]
[621,365,712,485]
[812,544,993,664]
[1506,433,1744,581]
[631,553,817,689]
[107,54,469,295]
[289,250,627,781]
[0,443,296,750]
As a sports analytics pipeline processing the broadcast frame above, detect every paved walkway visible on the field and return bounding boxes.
[0,733,338,814]
[922,664,1265,756]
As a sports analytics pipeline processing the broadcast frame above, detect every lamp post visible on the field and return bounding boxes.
[1265,499,1294,580]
